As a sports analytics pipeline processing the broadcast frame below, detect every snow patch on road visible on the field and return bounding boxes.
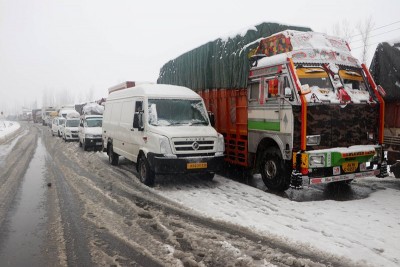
[156,175,400,267]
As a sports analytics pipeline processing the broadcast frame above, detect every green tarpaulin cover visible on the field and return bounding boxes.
[370,42,400,101]
[158,22,312,90]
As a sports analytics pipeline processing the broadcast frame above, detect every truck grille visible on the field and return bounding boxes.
[172,137,215,154]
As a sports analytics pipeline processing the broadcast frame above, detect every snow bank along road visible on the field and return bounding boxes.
[0,123,399,267]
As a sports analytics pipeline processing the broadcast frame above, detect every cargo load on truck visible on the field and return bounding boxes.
[158,22,388,191]
[370,40,400,177]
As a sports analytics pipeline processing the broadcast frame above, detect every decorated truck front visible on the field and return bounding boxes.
[158,23,387,191]
[248,30,387,190]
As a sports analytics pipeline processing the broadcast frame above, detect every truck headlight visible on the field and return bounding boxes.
[309,154,325,167]
[159,136,174,157]
[306,135,321,146]
[216,133,225,153]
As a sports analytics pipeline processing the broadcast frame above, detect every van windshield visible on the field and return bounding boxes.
[148,99,209,126]
[86,118,102,127]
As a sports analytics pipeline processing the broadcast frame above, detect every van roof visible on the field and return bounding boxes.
[107,84,200,101]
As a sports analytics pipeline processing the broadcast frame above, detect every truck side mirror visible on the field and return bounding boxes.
[133,112,144,131]
[284,87,292,98]
[208,111,215,127]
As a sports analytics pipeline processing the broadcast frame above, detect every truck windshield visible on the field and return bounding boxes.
[338,70,367,91]
[148,99,209,126]
[297,67,334,91]
[66,120,79,127]
[86,118,102,127]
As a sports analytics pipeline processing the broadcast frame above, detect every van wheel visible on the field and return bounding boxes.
[260,147,290,192]
[58,131,61,137]
[138,156,155,186]
[108,145,119,165]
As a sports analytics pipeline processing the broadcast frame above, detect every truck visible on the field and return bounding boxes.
[32,108,42,123]
[102,82,225,185]
[370,40,400,177]
[158,22,388,191]
[41,106,57,126]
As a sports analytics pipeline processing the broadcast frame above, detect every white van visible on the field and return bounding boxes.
[102,82,225,185]
[78,115,103,151]
[51,116,66,137]
[61,112,80,141]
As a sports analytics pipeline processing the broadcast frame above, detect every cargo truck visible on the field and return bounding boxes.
[370,40,400,178]
[158,23,388,191]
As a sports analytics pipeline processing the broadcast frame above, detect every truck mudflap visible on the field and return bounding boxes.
[147,153,224,175]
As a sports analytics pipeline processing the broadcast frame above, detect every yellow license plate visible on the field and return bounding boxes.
[342,161,358,173]
[187,162,207,169]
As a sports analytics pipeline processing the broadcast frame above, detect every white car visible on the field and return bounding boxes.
[78,115,103,151]
[51,117,66,137]
[62,118,80,142]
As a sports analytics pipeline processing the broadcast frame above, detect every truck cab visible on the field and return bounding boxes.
[246,30,387,190]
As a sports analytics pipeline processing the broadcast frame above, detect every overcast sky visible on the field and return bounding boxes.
[1,0,399,114]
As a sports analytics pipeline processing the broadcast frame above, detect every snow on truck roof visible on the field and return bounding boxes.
[107,83,201,101]
[256,30,360,68]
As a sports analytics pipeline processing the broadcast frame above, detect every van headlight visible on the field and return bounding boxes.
[159,136,175,157]
[216,133,225,153]
[306,135,321,146]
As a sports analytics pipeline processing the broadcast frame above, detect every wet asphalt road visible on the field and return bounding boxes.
[0,122,389,267]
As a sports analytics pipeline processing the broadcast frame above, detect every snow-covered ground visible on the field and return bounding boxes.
[155,174,400,267]
[0,121,20,143]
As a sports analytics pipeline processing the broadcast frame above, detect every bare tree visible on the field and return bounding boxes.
[331,19,355,43]
[357,16,375,64]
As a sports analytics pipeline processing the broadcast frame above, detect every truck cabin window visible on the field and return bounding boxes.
[86,118,102,127]
[338,70,367,91]
[296,67,334,91]
[248,82,259,101]
[148,99,209,126]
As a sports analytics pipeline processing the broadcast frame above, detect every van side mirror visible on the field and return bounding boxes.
[208,111,215,127]
[133,112,144,131]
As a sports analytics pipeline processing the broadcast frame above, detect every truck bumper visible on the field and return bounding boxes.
[147,153,224,175]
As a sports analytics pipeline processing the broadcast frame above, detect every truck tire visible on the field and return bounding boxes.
[391,162,400,178]
[108,144,119,166]
[260,147,290,192]
[138,156,155,186]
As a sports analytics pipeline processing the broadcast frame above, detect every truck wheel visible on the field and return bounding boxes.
[260,147,290,192]
[108,145,119,166]
[138,156,155,186]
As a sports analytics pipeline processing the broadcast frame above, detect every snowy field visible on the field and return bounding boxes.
[0,121,20,143]
[155,174,400,267]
